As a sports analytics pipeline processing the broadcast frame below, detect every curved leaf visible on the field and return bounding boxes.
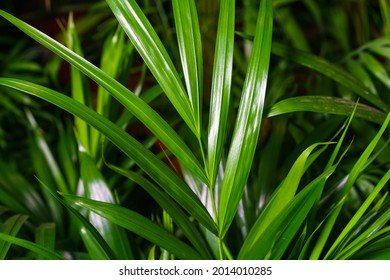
[207,0,235,186]
[80,151,133,259]
[0,78,217,235]
[107,164,212,259]
[271,42,390,111]
[172,0,203,132]
[219,0,273,237]
[0,233,64,260]
[105,0,196,135]
[268,96,387,124]
[0,215,28,259]
[0,9,208,185]
[62,195,203,260]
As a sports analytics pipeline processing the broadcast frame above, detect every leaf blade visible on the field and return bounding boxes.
[218,0,273,236]
[207,0,235,186]
[0,78,217,235]
[62,195,203,260]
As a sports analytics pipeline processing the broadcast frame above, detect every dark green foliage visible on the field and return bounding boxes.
[0,0,389,260]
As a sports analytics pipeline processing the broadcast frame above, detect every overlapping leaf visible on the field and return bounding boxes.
[105,0,197,135]
[218,0,273,236]
[207,0,235,187]
[0,78,217,235]
[62,195,203,260]
[0,9,208,184]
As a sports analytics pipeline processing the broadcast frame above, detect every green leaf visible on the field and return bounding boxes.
[0,9,208,185]
[0,161,48,221]
[80,151,133,259]
[218,0,273,237]
[172,0,203,132]
[245,143,328,243]
[346,58,377,95]
[207,0,235,186]
[271,42,390,111]
[0,233,64,260]
[0,215,28,259]
[36,179,116,260]
[268,96,387,124]
[105,0,197,135]
[91,26,128,159]
[107,164,213,259]
[328,169,390,259]
[321,112,390,259]
[238,166,336,259]
[62,195,203,260]
[35,223,56,260]
[67,12,90,153]
[336,214,390,260]
[0,79,217,235]
[26,111,69,193]
[360,52,390,90]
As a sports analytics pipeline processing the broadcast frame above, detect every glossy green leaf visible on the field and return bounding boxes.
[336,213,390,260]
[172,0,203,132]
[36,179,116,260]
[67,13,90,153]
[352,234,390,259]
[238,143,329,258]
[320,112,390,259]
[360,52,390,90]
[328,168,390,259]
[105,0,197,135]
[107,164,212,259]
[243,143,328,245]
[62,195,203,260]
[271,42,390,111]
[0,78,217,235]
[91,27,128,159]
[268,96,387,124]
[0,9,208,184]
[35,223,56,260]
[239,166,336,259]
[80,151,133,259]
[218,0,273,237]
[207,0,235,187]
[0,233,64,260]
[0,215,28,259]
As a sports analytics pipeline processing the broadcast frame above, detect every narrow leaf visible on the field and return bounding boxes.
[207,0,235,186]
[105,0,196,135]
[328,169,390,259]
[107,164,212,259]
[0,79,217,234]
[172,0,203,132]
[35,223,56,260]
[62,195,203,260]
[239,166,336,259]
[360,52,390,89]
[0,233,64,260]
[322,112,390,259]
[271,42,389,111]
[0,9,208,184]
[219,0,273,236]
[0,215,28,260]
[80,151,133,259]
[268,96,387,124]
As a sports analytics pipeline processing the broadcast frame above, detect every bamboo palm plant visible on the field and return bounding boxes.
[0,0,390,259]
